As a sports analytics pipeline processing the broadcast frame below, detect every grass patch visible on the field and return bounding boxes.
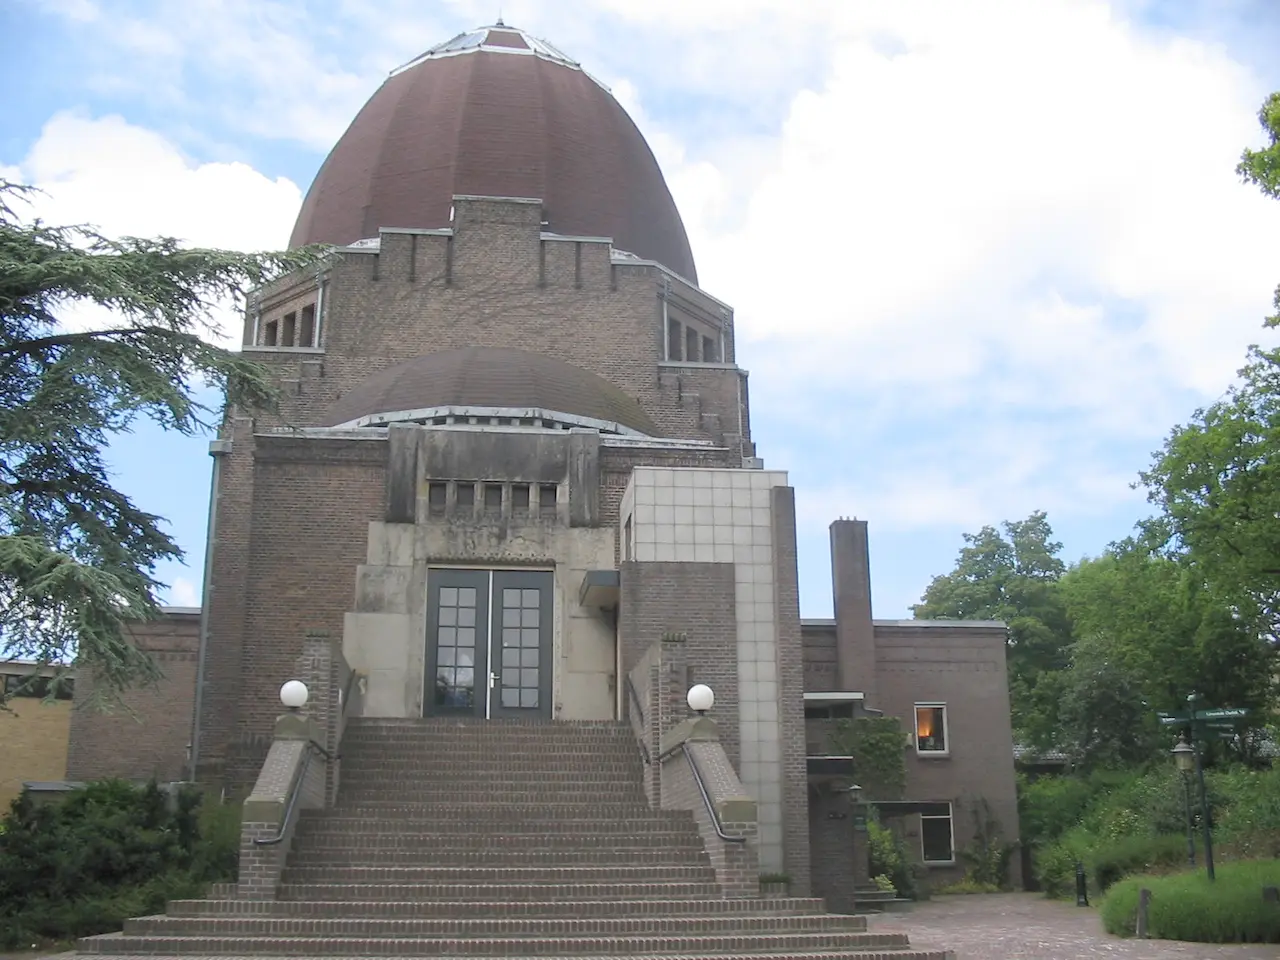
[1100,859,1280,943]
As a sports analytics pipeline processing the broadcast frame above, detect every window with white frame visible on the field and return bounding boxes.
[914,703,948,755]
[920,802,955,864]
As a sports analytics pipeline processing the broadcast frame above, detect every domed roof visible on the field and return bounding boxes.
[323,347,660,436]
[290,23,697,283]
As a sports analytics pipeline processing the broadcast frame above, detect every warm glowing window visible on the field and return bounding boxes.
[915,704,948,754]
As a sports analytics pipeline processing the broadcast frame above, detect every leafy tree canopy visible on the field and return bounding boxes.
[0,181,322,705]
[912,510,1073,744]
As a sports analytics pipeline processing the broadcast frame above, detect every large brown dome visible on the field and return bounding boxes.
[290,23,697,283]
[323,347,660,436]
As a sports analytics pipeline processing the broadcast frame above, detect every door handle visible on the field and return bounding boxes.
[489,671,497,690]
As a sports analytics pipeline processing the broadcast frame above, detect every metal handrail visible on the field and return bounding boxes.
[252,743,315,846]
[253,672,357,847]
[679,741,747,844]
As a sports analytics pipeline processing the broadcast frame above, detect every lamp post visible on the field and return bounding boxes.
[687,683,714,716]
[1177,693,1215,882]
[1171,735,1196,869]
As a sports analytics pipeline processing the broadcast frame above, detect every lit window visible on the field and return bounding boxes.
[915,703,948,755]
[920,803,954,863]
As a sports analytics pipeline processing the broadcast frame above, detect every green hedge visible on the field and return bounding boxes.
[0,780,240,949]
[1100,859,1280,943]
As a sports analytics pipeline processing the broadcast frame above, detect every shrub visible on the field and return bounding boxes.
[936,877,1002,894]
[1090,833,1189,892]
[0,780,239,949]
[1100,859,1280,943]
[867,814,916,899]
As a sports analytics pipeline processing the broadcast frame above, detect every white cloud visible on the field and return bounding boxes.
[166,577,201,608]
[4,111,303,344]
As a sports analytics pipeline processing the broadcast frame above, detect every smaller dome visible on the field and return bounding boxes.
[323,347,658,436]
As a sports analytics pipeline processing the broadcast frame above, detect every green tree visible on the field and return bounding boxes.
[1238,91,1280,328]
[0,181,320,705]
[1059,543,1274,725]
[912,510,1073,744]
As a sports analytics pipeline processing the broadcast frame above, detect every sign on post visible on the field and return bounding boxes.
[1194,707,1248,720]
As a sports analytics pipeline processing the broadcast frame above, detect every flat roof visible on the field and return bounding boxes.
[801,618,1007,629]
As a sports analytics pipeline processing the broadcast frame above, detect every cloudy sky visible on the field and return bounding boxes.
[3,0,1279,618]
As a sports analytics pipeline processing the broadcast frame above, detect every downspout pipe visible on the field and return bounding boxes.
[189,438,230,783]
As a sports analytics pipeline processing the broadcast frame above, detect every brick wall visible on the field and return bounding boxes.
[231,436,385,792]
[770,486,812,898]
[808,789,857,913]
[618,561,739,766]
[0,692,71,806]
[66,610,200,783]
[874,622,1021,888]
[242,200,747,451]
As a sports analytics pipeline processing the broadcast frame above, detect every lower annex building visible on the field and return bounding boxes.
[59,21,1021,904]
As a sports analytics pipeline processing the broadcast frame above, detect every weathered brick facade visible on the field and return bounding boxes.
[66,609,200,784]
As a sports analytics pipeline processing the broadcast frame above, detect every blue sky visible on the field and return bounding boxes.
[3,0,1280,618]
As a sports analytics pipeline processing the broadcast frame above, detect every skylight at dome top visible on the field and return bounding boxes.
[391,23,585,78]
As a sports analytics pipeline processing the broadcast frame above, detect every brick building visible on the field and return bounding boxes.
[68,21,1019,909]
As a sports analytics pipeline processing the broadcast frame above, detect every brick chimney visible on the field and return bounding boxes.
[829,519,876,705]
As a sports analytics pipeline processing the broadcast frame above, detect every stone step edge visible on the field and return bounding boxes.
[79,932,917,952]
[83,956,951,960]
[126,916,870,935]
[166,897,831,916]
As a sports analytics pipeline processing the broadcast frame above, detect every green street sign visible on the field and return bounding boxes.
[1203,721,1237,730]
[1214,730,1238,740]
[1195,707,1248,720]
[1158,715,1189,726]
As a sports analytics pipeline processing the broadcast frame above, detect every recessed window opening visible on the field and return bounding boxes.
[667,319,683,360]
[915,704,948,754]
[624,516,633,560]
[263,320,278,346]
[456,482,476,510]
[512,484,531,513]
[538,485,557,517]
[703,335,717,363]
[299,304,316,347]
[921,803,955,864]
[804,702,855,720]
[428,482,447,517]
[281,311,297,347]
[686,327,699,362]
[483,483,503,514]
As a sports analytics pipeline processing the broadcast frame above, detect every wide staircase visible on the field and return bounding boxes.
[78,718,944,958]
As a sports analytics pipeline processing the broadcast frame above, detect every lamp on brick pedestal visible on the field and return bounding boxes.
[687,684,714,716]
[280,680,309,712]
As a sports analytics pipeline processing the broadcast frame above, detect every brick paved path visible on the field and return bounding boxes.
[869,892,1277,959]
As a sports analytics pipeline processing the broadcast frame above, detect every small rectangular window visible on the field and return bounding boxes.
[921,805,955,863]
[263,320,278,346]
[623,516,633,560]
[803,702,854,720]
[427,482,447,517]
[299,304,316,347]
[703,335,718,363]
[512,484,530,513]
[281,311,297,347]
[667,319,683,361]
[455,482,475,510]
[686,327,699,362]
[483,483,503,514]
[539,484,557,517]
[915,704,948,755]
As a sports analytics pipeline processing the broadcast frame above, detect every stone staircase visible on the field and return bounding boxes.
[78,717,945,958]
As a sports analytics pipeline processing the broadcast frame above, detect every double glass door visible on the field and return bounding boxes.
[426,569,553,719]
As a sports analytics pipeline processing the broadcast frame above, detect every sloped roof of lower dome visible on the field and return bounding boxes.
[322,347,659,436]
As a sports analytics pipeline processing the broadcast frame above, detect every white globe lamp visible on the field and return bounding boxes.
[687,683,715,716]
[280,680,309,711]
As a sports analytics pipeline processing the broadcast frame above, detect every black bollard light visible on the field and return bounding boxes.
[1075,861,1089,907]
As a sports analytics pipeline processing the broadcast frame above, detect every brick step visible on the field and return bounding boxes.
[126,913,868,938]
[79,951,949,960]
[338,759,642,773]
[296,816,696,837]
[338,788,645,804]
[279,864,718,884]
[290,831,703,851]
[323,801,665,818]
[287,846,708,867]
[342,728,633,741]
[275,881,724,901]
[165,897,834,920]
[79,930,917,957]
